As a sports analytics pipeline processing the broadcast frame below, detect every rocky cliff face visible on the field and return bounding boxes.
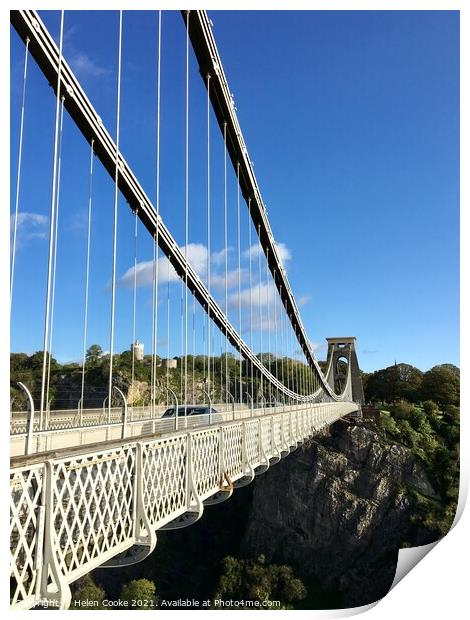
[93,419,441,608]
[241,420,439,606]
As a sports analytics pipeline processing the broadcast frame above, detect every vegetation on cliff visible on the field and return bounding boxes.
[10,347,317,410]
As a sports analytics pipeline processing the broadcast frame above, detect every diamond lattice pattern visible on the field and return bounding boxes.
[222,425,243,479]
[142,436,187,528]
[51,446,136,577]
[10,465,44,607]
[192,429,219,497]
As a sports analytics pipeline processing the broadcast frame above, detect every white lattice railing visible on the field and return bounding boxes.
[10,403,256,436]
[10,401,359,610]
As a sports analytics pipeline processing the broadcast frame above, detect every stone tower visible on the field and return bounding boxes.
[325,337,364,404]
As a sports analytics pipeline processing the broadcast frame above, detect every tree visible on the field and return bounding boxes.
[214,555,306,609]
[85,344,103,366]
[29,350,58,371]
[422,400,441,431]
[365,364,423,404]
[10,353,29,372]
[421,365,460,407]
[120,579,157,610]
[71,575,106,610]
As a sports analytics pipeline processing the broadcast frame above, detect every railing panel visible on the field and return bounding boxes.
[261,417,272,458]
[10,464,45,609]
[191,428,220,499]
[222,424,243,480]
[283,412,291,446]
[245,420,260,466]
[142,435,188,528]
[51,445,136,579]
[273,415,282,450]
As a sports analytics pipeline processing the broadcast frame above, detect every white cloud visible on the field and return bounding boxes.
[297,294,311,307]
[275,242,291,266]
[243,241,291,268]
[10,212,48,246]
[69,52,109,79]
[119,243,210,288]
[311,342,327,356]
[118,240,297,336]
[211,268,247,292]
[243,244,261,261]
[211,247,231,266]
[228,281,279,312]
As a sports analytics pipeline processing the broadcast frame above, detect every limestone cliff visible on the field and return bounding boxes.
[241,420,440,606]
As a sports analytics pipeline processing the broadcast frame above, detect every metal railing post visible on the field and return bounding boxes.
[164,387,179,431]
[245,392,253,418]
[102,396,108,423]
[77,397,83,426]
[113,386,128,439]
[224,389,235,420]
[17,382,34,455]
[203,389,213,425]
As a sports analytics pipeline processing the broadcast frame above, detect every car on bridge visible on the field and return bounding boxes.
[264,401,284,408]
[161,405,223,427]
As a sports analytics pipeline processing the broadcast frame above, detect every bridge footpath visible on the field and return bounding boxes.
[10,400,358,610]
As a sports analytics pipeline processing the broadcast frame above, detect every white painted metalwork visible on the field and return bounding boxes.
[10,401,358,609]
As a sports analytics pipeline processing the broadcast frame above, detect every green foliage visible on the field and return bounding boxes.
[120,579,157,610]
[378,412,399,436]
[378,396,460,539]
[421,364,459,407]
[71,575,106,610]
[85,344,103,366]
[365,363,423,404]
[213,555,307,609]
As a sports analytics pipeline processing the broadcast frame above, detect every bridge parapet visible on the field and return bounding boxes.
[10,401,358,609]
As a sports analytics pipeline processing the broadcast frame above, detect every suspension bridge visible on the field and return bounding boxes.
[10,10,364,609]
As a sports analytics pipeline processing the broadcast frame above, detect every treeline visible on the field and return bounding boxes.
[71,556,307,610]
[10,346,322,410]
[363,362,459,408]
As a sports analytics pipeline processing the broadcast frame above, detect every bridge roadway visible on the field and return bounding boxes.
[10,403,306,456]
[10,400,359,609]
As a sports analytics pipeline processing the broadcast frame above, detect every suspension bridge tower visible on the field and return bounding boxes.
[325,337,365,405]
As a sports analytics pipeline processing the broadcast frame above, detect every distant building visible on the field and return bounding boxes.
[161,358,177,369]
[131,340,144,361]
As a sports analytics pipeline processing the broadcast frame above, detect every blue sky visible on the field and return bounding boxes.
[9,10,459,373]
